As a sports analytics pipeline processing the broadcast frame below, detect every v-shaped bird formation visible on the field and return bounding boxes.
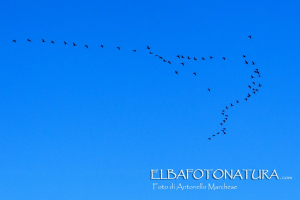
[11,35,261,141]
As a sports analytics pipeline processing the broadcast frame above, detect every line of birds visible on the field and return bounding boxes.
[12,35,257,140]
[208,35,262,140]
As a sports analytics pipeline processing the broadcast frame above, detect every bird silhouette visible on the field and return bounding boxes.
[51,41,54,44]
[251,75,254,78]
[181,55,184,58]
[202,57,205,60]
[213,135,215,137]
[150,52,153,54]
[248,85,251,89]
[168,61,171,64]
[163,59,166,62]
[175,71,178,74]
[258,84,262,87]
[73,42,76,46]
[208,138,211,140]
[177,55,180,59]
[208,88,211,92]
[225,115,228,117]
[13,39,16,42]
[85,45,88,48]
[147,46,150,49]
[117,47,120,50]
[193,72,197,76]
[220,123,223,126]
[222,57,226,60]
[226,106,228,109]
[217,132,220,135]
[223,120,226,123]
[187,56,191,59]
[248,35,252,39]
[100,45,104,48]
[243,55,246,57]
[252,61,255,65]
[181,63,184,66]
[210,56,213,59]
[252,82,255,85]
[42,39,45,42]
[64,41,67,45]
[247,93,251,97]
[230,103,234,107]
[236,100,239,103]
[245,60,248,64]
[194,57,197,60]
[221,113,224,115]
[27,39,31,42]
[133,50,136,52]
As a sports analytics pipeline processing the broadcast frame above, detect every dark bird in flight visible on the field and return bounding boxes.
[236,100,239,103]
[159,56,163,59]
[155,55,158,56]
[117,47,120,50]
[220,123,223,126]
[252,82,255,85]
[202,57,205,60]
[230,103,234,107]
[217,132,220,135]
[210,56,213,59]
[222,110,225,112]
[163,59,166,62]
[255,89,259,91]
[258,84,262,87]
[181,55,184,58]
[13,39,16,42]
[252,61,256,65]
[73,42,76,46]
[147,46,150,49]
[253,91,256,94]
[225,115,228,117]
[208,138,211,140]
[175,71,178,74]
[221,113,224,115]
[221,130,225,133]
[100,45,104,48]
[248,35,252,39]
[253,88,255,91]
[85,45,88,48]
[223,132,226,134]
[194,57,197,60]
[51,41,54,44]
[259,75,261,77]
[208,88,211,92]
[177,55,180,59]
[226,106,228,109]
[248,85,251,89]
[64,41,67,45]
[150,52,153,54]
[245,60,248,64]
[243,55,246,57]
[223,128,227,130]
[222,57,226,60]
[247,93,251,97]
[27,39,31,42]
[168,61,171,64]
[193,72,197,76]
[225,118,228,120]
[213,135,215,137]
[187,56,191,59]
[133,50,136,52]
[251,75,254,79]
[181,63,184,66]
[42,39,45,42]
[223,120,226,123]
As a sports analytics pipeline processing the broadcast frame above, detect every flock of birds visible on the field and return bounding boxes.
[11,35,261,140]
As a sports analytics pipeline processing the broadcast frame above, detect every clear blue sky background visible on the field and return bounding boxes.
[0,0,299,199]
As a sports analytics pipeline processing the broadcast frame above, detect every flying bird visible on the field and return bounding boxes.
[181,55,184,58]
[133,50,136,52]
[258,84,262,87]
[64,41,67,45]
[73,42,76,46]
[202,57,205,60]
[245,60,248,64]
[181,63,184,66]
[150,52,153,54]
[252,61,256,65]
[226,106,228,109]
[51,41,54,44]
[168,61,171,64]
[117,47,120,50]
[187,56,191,59]
[247,93,251,97]
[100,45,104,48]
[248,35,252,39]
[230,103,234,107]
[85,45,88,48]
[251,75,254,78]
[208,138,211,140]
[248,85,251,89]
[193,72,197,76]
[252,82,255,85]
[42,39,45,42]
[222,57,226,60]
[27,39,31,42]
[175,71,178,74]
[208,88,211,92]
[236,100,239,103]
[243,55,246,57]
[210,56,213,59]
[177,55,180,59]
[12,39,16,42]
[225,115,228,117]
[194,57,197,60]
[147,46,150,49]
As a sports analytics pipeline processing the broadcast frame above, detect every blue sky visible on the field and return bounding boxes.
[0,0,299,199]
